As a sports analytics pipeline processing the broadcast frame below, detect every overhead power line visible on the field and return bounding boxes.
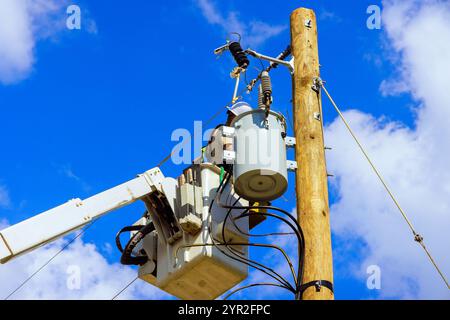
[320,82,450,290]
[4,221,97,300]
[111,276,139,300]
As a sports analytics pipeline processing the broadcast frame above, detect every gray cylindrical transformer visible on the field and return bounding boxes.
[231,109,288,202]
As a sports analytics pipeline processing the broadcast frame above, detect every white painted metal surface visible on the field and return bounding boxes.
[231,109,288,201]
[139,163,249,300]
[0,164,249,300]
[0,168,164,264]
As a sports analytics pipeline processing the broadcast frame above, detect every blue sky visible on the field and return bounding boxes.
[1,0,449,300]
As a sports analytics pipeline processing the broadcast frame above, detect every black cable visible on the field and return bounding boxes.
[235,209,305,296]
[115,225,144,253]
[208,205,295,291]
[111,276,138,300]
[207,171,296,292]
[118,222,155,266]
[216,171,304,257]
[207,225,295,294]
[224,283,289,300]
[216,168,306,298]
[229,208,295,237]
[212,170,299,292]
[4,221,97,300]
[234,211,304,292]
[217,187,305,282]
[219,196,298,289]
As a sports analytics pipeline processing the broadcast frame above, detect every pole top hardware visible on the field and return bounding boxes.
[312,77,324,93]
[305,19,313,28]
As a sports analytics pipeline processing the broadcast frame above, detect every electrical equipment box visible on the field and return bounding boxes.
[231,109,288,202]
[138,163,249,300]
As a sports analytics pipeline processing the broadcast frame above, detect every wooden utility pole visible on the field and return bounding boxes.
[290,8,334,300]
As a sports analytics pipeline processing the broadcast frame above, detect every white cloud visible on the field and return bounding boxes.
[195,0,286,48]
[319,9,342,23]
[325,0,450,299]
[0,0,61,83]
[56,163,92,192]
[0,0,95,84]
[0,185,11,208]
[0,219,169,300]
[0,0,34,83]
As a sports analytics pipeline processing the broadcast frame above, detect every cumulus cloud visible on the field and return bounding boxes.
[195,0,286,48]
[0,219,169,300]
[325,0,450,299]
[0,0,96,84]
[0,0,61,83]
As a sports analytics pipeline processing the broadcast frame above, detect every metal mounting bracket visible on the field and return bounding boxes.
[305,19,312,28]
[314,112,321,121]
[285,137,296,148]
[287,160,298,172]
[312,77,324,93]
[245,49,295,74]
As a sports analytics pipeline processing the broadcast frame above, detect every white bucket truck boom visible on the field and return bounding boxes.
[0,165,251,300]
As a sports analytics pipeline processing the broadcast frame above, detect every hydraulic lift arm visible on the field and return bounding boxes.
[0,167,165,264]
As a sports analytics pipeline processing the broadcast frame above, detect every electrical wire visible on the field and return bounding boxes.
[175,241,297,288]
[212,170,305,297]
[3,221,97,300]
[321,83,450,290]
[218,208,298,289]
[210,202,296,290]
[234,211,305,292]
[229,210,295,237]
[224,283,289,300]
[111,276,139,300]
[206,224,296,293]
[175,169,299,293]
[216,169,306,298]
[219,199,300,288]
[223,176,294,238]
[225,222,300,296]
[207,171,297,293]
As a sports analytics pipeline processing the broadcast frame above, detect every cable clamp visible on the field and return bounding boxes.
[312,77,324,93]
[414,233,424,243]
[299,280,334,296]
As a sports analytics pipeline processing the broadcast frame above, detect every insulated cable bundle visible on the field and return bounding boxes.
[206,168,306,300]
[115,222,155,266]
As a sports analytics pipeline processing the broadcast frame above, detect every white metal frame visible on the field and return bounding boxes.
[0,168,164,264]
